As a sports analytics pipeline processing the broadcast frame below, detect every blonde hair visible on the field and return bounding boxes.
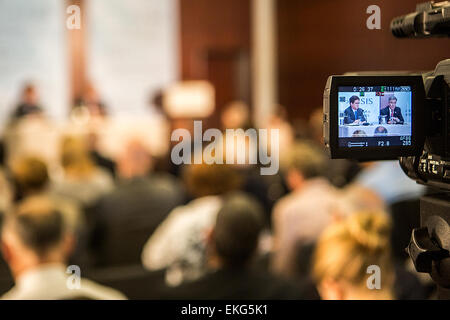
[12,156,49,193]
[60,135,95,179]
[313,211,394,295]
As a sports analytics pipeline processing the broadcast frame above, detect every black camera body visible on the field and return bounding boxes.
[323,74,426,161]
[400,60,450,191]
[323,1,450,299]
[323,60,450,190]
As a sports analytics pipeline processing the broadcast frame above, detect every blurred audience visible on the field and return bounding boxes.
[86,131,117,178]
[271,141,340,277]
[166,192,319,299]
[11,84,43,120]
[141,162,242,286]
[354,161,423,258]
[0,169,12,214]
[0,79,435,300]
[353,161,434,297]
[72,84,107,119]
[337,184,386,215]
[4,113,59,168]
[354,161,426,206]
[52,135,114,207]
[0,169,13,291]
[0,197,125,299]
[220,101,251,130]
[308,108,361,187]
[219,102,288,225]
[312,211,394,300]
[11,156,83,231]
[264,105,294,165]
[88,140,185,267]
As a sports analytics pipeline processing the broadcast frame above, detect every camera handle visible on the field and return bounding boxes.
[407,194,450,299]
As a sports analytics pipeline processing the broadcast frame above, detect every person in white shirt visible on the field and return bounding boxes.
[141,162,242,287]
[0,197,126,300]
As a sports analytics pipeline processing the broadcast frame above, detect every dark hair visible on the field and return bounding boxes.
[5,200,65,258]
[213,193,264,267]
[374,126,388,134]
[350,96,360,105]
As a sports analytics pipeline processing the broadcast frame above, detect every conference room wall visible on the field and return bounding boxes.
[277,0,450,120]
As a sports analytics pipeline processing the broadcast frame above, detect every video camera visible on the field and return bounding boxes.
[323,1,450,299]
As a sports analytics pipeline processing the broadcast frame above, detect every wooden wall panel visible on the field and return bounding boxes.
[277,0,450,120]
[67,0,86,103]
[179,0,251,125]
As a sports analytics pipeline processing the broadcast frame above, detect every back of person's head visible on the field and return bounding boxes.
[117,139,152,179]
[60,135,95,179]
[183,163,242,198]
[11,156,49,197]
[282,141,326,190]
[312,211,394,300]
[221,101,250,129]
[2,197,71,264]
[212,192,264,268]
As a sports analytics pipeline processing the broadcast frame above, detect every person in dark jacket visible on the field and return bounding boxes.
[88,140,185,267]
[343,96,366,125]
[165,192,319,300]
[12,84,43,120]
[380,96,404,125]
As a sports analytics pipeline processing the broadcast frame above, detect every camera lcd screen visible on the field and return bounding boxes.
[337,86,412,148]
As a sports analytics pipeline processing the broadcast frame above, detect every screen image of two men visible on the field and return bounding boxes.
[344,95,405,125]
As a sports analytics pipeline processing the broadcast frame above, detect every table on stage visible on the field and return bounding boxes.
[339,124,411,137]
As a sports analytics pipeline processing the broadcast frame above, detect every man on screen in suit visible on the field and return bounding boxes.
[344,96,367,125]
[380,96,404,125]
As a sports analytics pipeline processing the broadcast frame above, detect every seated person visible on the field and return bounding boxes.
[12,84,43,120]
[52,135,114,208]
[89,139,185,267]
[141,162,242,286]
[374,126,388,135]
[352,130,367,137]
[11,156,83,232]
[0,197,126,300]
[380,96,404,125]
[344,96,366,125]
[271,141,340,278]
[165,192,319,300]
